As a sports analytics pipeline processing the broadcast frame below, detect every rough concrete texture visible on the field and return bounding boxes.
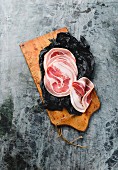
[0,0,118,169]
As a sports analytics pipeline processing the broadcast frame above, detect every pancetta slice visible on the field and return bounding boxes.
[44,59,77,97]
[70,77,94,112]
[43,48,76,70]
[43,48,78,97]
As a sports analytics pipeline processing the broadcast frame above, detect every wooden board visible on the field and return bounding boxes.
[20,27,100,131]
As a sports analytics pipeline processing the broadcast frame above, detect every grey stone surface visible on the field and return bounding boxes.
[0,0,118,169]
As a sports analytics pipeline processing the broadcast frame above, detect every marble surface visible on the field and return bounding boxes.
[0,0,118,169]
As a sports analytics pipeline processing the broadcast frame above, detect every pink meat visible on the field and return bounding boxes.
[43,48,94,113]
[43,48,78,97]
[70,77,94,112]
[43,48,76,70]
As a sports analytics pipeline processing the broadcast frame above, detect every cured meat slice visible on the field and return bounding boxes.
[43,48,76,69]
[43,48,78,97]
[70,77,94,112]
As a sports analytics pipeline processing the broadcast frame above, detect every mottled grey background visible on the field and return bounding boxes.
[0,0,118,170]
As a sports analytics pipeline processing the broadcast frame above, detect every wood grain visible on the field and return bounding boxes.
[20,27,100,132]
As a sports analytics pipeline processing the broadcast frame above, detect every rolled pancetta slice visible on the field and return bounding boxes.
[43,48,76,70]
[43,48,78,97]
[70,77,94,112]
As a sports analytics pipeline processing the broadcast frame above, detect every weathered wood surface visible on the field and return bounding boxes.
[0,0,118,170]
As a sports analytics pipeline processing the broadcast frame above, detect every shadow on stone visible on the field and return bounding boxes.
[0,97,14,137]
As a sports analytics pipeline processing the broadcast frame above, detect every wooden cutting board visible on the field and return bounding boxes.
[20,27,100,131]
